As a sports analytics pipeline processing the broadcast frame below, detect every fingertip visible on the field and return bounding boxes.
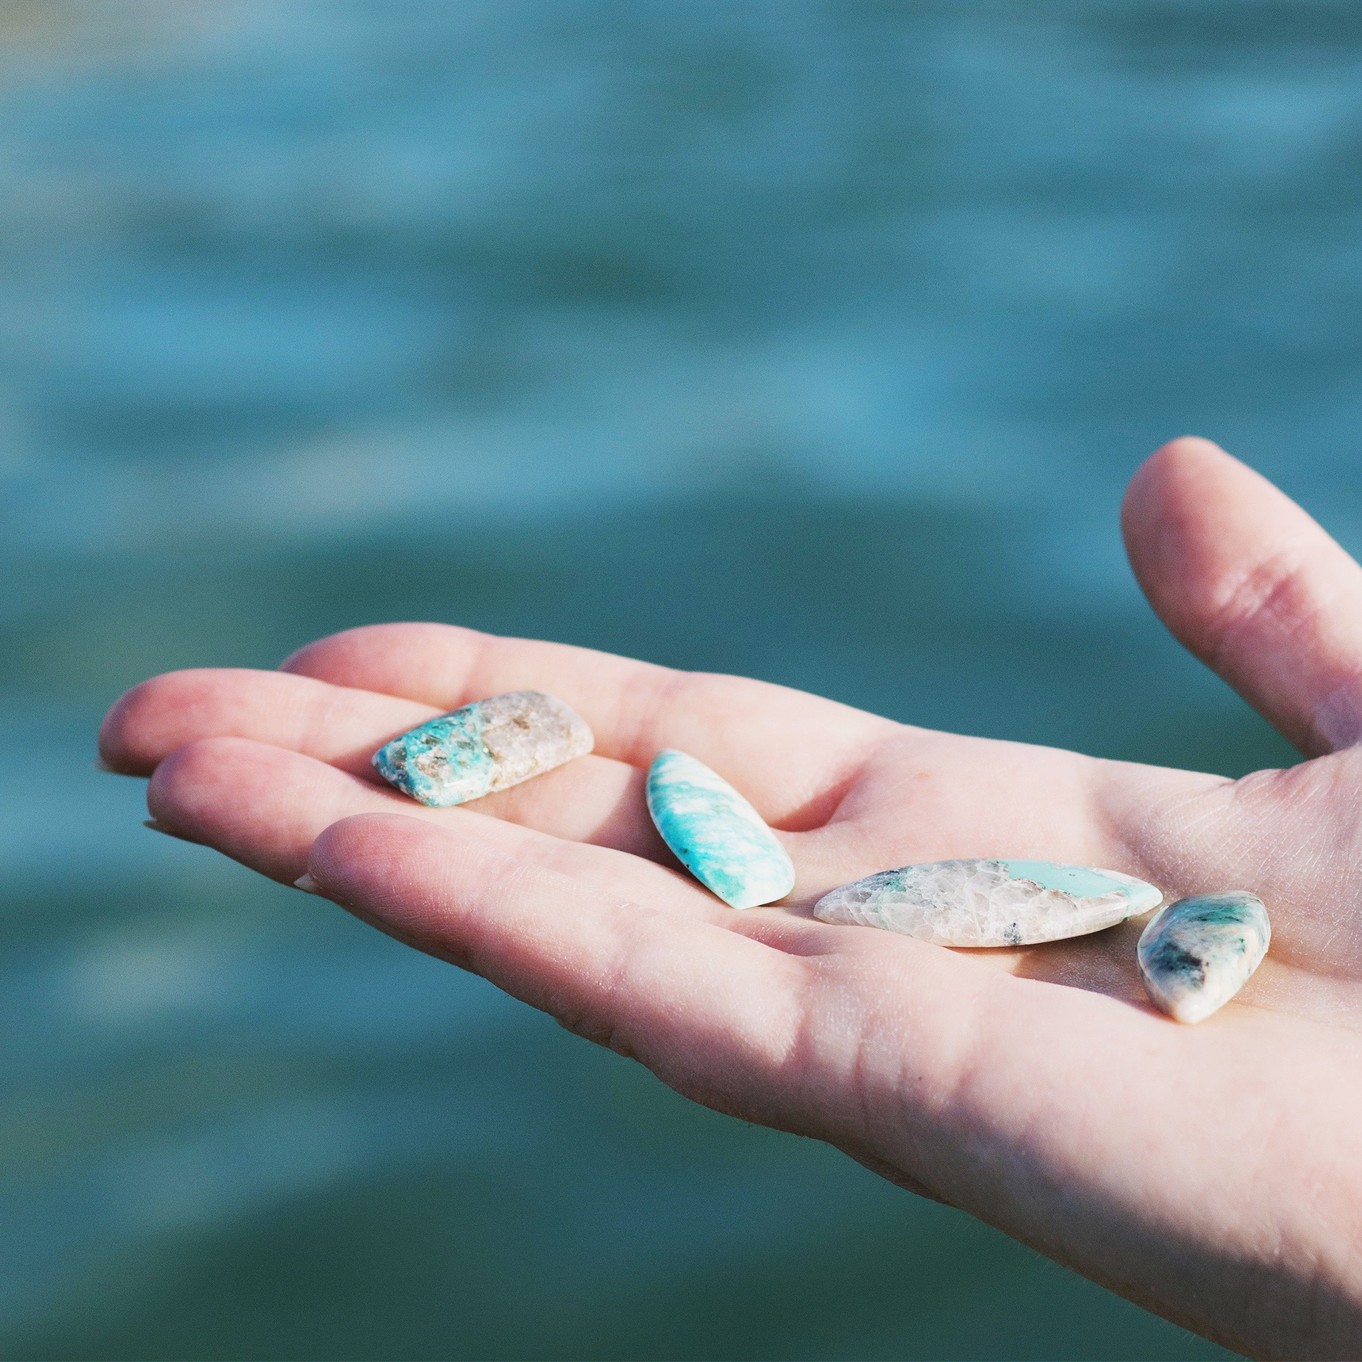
[278,626,374,674]
[1120,436,1279,621]
[99,668,287,775]
[280,622,475,677]
[278,634,347,675]
[148,736,394,884]
[1120,436,1362,753]
[1139,433,1232,474]
[98,677,168,774]
[306,810,539,965]
[309,808,424,859]
[278,631,358,674]
[97,687,138,773]
[1147,434,1230,467]
[144,735,261,838]
[1122,436,1234,542]
[100,670,219,774]
[306,810,440,908]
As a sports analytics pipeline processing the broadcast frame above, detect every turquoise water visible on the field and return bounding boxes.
[7,1,1361,1355]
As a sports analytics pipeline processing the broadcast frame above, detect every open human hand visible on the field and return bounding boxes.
[100,439,1362,1359]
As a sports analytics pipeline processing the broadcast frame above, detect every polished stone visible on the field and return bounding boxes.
[813,858,1162,946]
[645,748,795,909]
[372,690,593,807]
[1137,890,1269,1024]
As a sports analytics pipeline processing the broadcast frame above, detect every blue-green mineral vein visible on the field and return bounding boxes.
[372,705,493,807]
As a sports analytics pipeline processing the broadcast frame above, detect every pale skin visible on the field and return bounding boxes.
[99,439,1362,1359]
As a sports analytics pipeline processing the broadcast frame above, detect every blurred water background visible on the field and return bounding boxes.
[5,0,1360,1356]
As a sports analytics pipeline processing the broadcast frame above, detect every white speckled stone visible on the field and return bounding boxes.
[813,859,1162,947]
[1137,891,1270,1023]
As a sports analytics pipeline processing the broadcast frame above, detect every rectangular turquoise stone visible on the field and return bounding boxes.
[372,690,593,807]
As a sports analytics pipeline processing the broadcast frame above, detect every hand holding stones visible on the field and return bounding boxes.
[373,693,1268,1024]
[116,437,1362,1360]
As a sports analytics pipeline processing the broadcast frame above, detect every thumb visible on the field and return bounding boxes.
[1123,437,1362,756]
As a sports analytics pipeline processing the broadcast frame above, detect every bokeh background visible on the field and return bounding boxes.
[5,0,1359,1356]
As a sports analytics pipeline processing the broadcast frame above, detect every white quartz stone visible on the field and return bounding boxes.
[813,859,1162,947]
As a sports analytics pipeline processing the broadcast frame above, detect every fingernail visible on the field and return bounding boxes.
[294,873,324,895]
[372,690,593,807]
[143,818,203,846]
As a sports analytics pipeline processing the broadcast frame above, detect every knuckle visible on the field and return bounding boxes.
[1204,547,1317,667]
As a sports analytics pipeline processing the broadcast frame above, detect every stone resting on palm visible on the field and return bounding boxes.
[100,439,1362,1359]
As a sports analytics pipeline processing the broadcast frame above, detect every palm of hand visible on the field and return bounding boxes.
[101,441,1362,1358]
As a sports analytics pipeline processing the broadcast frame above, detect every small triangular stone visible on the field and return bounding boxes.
[1137,891,1270,1023]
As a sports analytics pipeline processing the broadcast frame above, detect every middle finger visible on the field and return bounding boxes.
[147,734,668,875]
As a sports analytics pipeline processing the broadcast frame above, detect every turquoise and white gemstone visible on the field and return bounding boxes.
[1137,891,1270,1024]
[646,749,795,909]
[814,859,1163,947]
[372,690,593,807]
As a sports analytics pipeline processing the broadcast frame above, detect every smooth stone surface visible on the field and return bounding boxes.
[1137,891,1270,1024]
[646,748,795,909]
[814,859,1163,947]
[372,690,593,807]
